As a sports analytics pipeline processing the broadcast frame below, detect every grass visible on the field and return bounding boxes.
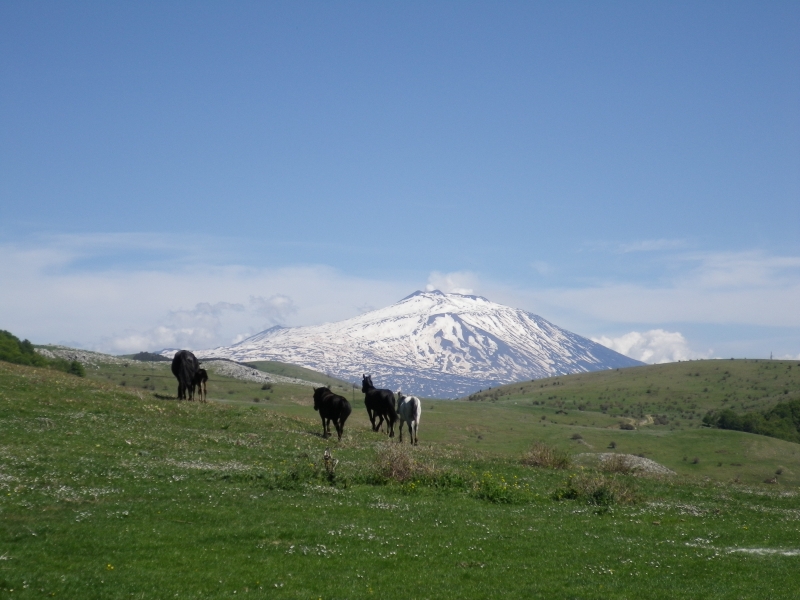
[58,354,800,486]
[2,359,800,598]
[244,360,353,392]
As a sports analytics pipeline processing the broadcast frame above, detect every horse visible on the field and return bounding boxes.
[171,350,199,401]
[192,368,208,403]
[396,390,422,445]
[361,374,397,437]
[312,387,352,441]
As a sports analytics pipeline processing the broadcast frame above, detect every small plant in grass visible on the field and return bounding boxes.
[571,433,583,440]
[472,471,533,504]
[521,442,571,470]
[554,471,639,506]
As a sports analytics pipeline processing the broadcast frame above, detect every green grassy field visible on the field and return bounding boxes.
[2,358,800,598]
[65,355,800,486]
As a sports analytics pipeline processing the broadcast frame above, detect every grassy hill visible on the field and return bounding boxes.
[243,360,353,392]
[50,353,800,486]
[2,358,800,597]
[465,359,800,429]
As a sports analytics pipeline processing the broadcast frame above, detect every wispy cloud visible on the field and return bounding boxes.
[617,239,689,253]
[0,235,413,353]
[517,250,800,328]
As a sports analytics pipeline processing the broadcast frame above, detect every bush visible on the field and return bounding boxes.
[521,442,571,470]
[554,472,638,506]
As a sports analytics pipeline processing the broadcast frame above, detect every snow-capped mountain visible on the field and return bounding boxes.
[194,291,643,398]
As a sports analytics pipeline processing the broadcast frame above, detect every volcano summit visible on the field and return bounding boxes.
[196,291,643,397]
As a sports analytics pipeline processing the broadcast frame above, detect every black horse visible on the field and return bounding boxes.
[312,387,352,440]
[171,350,199,401]
[192,368,208,403]
[361,374,397,437]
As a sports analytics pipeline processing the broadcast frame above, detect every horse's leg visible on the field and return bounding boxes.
[398,420,404,443]
[335,419,343,441]
[320,415,328,438]
[366,407,376,431]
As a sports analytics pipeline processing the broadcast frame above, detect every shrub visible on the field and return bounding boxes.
[554,472,638,506]
[0,330,48,367]
[521,442,571,470]
[0,331,85,376]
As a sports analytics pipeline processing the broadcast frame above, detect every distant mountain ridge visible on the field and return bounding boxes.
[191,291,643,397]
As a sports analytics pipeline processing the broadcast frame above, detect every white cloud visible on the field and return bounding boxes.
[426,271,478,295]
[516,251,800,328]
[592,330,709,364]
[1,234,798,360]
[0,236,413,354]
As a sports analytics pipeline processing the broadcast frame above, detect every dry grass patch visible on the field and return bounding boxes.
[373,442,437,483]
[521,442,572,470]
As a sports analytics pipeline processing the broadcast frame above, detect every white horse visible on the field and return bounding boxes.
[396,391,421,445]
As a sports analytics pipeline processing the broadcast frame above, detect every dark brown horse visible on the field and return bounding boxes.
[171,350,199,401]
[313,387,352,440]
[361,374,397,437]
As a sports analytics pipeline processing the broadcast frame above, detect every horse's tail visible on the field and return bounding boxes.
[341,399,352,423]
[411,397,419,423]
[387,396,398,424]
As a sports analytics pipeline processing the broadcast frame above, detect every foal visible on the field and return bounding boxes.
[192,368,208,403]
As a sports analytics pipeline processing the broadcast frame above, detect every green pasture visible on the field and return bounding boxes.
[68,356,800,486]
[2,359,800,598]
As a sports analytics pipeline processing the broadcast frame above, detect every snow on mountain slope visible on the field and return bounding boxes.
[194,291,644,398]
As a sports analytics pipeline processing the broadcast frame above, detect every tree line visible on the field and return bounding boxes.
[0,330,85,377]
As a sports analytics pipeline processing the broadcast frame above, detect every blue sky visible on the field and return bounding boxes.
[1,1,798,361]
